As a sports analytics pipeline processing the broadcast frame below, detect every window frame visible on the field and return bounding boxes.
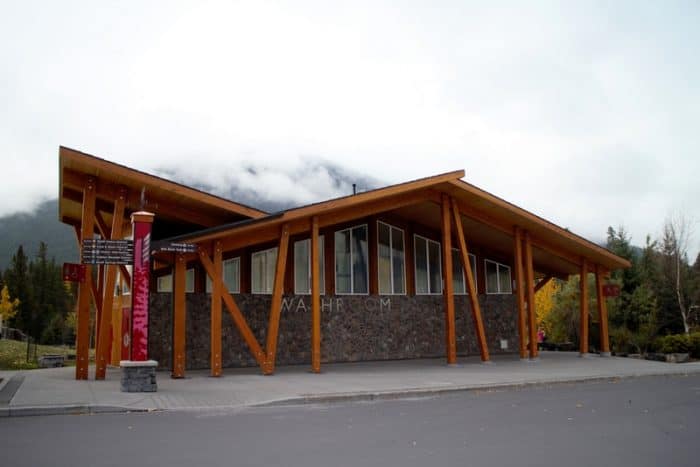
[414,234,443,295]
[205,257,241,294]
[377,221,406,296]
[185,268,195,293]
[251,247,278,295]
[294,236,325,295]
[484,259,512,295]
[452,250,477,295]
[334,224,369,295]
[156,273,172,293]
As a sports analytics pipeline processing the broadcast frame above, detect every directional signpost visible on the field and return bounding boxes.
[151,241,198,254]
[81,239,134,265]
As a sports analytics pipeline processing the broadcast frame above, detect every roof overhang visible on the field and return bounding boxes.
[162,169,630,277]
[59,146,267,239]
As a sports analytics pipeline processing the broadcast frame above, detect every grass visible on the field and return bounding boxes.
[0,339,94,370]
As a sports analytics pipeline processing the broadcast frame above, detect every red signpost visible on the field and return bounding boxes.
[129,212,154,362]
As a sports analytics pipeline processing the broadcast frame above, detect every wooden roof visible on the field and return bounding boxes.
[163,169,630,276]
[58,146,267,238]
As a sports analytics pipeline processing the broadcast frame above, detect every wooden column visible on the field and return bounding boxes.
[264,224,291,375]
[595,265,611,355]
[441,194,457,364]
[76,176,96,380]
[211,241,223,376]
[513,226,527,359]
[172,253,187,378]
[311,217,321,373]
[95,187,126,379]
[524,232,537,359]
[451,199,489,361]
[94,264,105,352]
[580,258,589,355]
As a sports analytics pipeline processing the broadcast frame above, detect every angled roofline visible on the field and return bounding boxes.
[448,179,632,269]
[165,170,466,244]
[161,168,630,272]
[59,146,268,220]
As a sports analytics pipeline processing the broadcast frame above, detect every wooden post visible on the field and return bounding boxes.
[441,194,457,364]
[513,226,527,359]
[451,199,489,361]
[264,224,291,375]
[76,176,96,380]
[580,258,589,355]
[211,241,223,376]
[95,187,126,379]
[524,232,537,359]
[172,253,187,378]
[311,217,321,373]
[595,265,611,356]
[94,264,104,352]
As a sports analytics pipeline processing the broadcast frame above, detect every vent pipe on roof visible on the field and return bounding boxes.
[352,183,357,195]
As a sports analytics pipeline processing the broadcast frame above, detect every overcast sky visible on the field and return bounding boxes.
[1,1,699,258]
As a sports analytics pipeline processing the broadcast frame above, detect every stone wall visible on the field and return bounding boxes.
[149,293,518,371]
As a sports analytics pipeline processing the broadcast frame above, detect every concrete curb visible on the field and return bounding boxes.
[0,404,157,418]
[250,370,700,408]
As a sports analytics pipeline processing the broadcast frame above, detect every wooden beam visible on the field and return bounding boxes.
[451,199,489,362]
[76,177,96,380]
[441,194,457,364]
[172,253,187,378]
[211,241,223,376]
[451,197,582,268]
[534,276,553,294]
[580,258,589,355]
[63,168,227,227]
[60,147,267,219]
[311,217,321,373]
[264,224,291,375]
[213,189,440,251]
[198,248,267,368]
[96,189,127,379]
[513,226,527,359]
[524,231,538,359]
[595,265,611,355]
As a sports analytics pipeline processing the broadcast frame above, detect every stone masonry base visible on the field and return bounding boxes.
[120,360,158,392]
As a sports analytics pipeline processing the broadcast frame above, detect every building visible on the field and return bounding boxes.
[58,146,630,380]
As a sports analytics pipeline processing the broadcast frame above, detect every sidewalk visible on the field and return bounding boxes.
[2,352,700,417]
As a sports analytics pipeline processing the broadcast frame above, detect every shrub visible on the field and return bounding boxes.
[688,333,700,359]
[655,334,690,354]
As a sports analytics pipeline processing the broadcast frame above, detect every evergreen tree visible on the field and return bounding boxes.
[4,245,35,334]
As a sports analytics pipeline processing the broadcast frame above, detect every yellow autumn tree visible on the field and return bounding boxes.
[0,285,20,326]
[535,279,560,336]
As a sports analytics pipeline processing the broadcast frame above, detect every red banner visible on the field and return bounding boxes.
[130,212,154,361]
[62,263,86,283]
[602,284,621,297]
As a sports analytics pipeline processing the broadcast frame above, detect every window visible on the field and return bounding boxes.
[185,268,195,293]
[335,225,368,294]
[155,268,196,293]
[156,274,172,293]
[294,237,325,295]
[205,257,241,294]
[452,250,477,295]
[414,235,442,295]
[252,247,278,294]
[121,266,132,295]
[378,222,405,295]
[485,259,512,294]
